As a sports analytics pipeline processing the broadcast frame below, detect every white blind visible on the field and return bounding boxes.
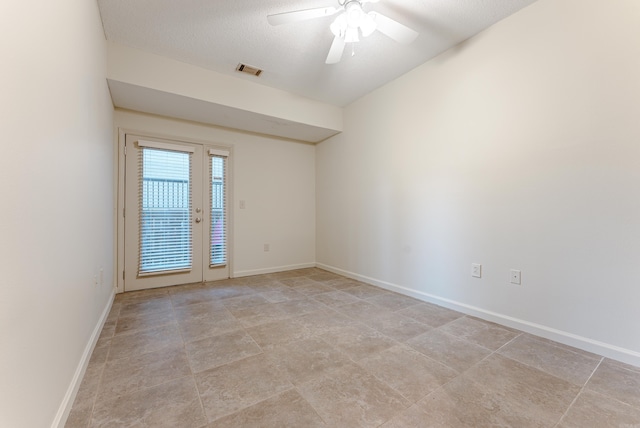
[138,147,193,274]
[210,154,227,267]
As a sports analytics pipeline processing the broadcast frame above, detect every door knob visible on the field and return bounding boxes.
[195,217,202,223]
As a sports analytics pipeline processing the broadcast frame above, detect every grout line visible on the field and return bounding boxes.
[553,357,604,427]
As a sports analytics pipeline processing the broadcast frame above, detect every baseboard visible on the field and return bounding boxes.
[52,291,115,428]
[233,262,316,278]
[316,263,640,368]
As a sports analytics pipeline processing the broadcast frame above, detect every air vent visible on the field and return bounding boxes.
[236,63,263,77]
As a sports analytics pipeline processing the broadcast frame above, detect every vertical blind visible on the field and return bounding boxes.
[138,146,193,274]
[210,152,227,267]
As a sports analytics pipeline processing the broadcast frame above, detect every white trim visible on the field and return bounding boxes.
[208,148,229,157]
[316,262,640,368]
[52,291,115,428]
[234,262,316,278]
[137,139,196,153]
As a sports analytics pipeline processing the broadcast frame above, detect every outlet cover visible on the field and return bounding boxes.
[471,263,482,278]
[510,269,521,285]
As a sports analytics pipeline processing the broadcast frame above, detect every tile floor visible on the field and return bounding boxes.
[66,268,640,427]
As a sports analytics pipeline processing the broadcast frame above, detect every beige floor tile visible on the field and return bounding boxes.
[228,302,291,328]
[186,330,262,373]
[379,404,430,428]
[119,296,173,318]
[363,311,432,342]
[439,316,520,351]
[320,324,398,362]
[73,362,105,406]
[407,330,491,372]
[464,354,580,424]
[265,337,356,386]
[172,300,227,323]
[334,300,395,323]
[295,283,336,296]
[499,334,601,386]
[586,358,640,408]
[559,389,640,428]
[271,298,330,317]
[416,375,554,428]
[366,292,421,311]
[324,278,362,290]
[178,311,243,343]
[206,284,256,300]
[358,344,457,402]
[170,287,224,308]
[107,324,183,361]
[313,290,361,307]
[397,303,464,328]
[114,310,176,336]
[245,318,314,350]
[259,288,305,303]
[90,376,206,428]
[343,284,391,300]
[195,353,293,422]
[88,342,110,366]
[70,271,638,428]
[220,294,270,311]
[96,346,190,402]
[294,309,358,336]
[298,364,410,428]
[207,389,327,427]
[65,400,93,428]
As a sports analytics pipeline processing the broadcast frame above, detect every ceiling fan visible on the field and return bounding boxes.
[267,0,419,64]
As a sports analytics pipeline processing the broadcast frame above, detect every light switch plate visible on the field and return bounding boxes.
[471,263,482,278]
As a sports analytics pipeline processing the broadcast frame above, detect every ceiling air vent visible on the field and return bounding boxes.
[236,63,263,77]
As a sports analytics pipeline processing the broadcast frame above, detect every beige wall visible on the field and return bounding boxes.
[0,0,115,427]
[316,0,640,365]
[114,110,316,280]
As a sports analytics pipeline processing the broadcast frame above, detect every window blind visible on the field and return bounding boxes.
[210,153,227,267]
[138,147,193,275]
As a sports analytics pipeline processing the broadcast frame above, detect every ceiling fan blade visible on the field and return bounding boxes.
[369,12,418,44]
[325,35,346,64]
[267,6,339,26]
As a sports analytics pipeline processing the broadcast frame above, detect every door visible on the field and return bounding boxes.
[123,134,230,291]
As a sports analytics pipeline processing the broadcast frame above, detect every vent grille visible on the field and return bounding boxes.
[236,63,263,77]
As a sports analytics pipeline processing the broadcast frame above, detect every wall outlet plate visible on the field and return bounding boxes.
[471,263,482,278]
[510,269,521,285]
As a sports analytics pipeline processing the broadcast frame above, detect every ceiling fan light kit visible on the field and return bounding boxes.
[267,0,417,64]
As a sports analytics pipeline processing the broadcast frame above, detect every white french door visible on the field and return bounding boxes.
[123,134,230,291]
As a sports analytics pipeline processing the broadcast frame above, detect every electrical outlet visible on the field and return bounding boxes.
[510,269,521,285]
[471,263,482,278]
[264,244,270,252]
[93,274,98,286]
[239,200,246,209]
[99,268,104,287]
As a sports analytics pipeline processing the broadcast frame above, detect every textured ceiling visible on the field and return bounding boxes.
[98,0,538,107]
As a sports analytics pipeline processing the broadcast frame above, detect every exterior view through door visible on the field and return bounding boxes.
[123,134,230,291]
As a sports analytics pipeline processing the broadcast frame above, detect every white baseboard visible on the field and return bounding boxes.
[52,291,115,428]
[316,263,640,368]
[233,262,316,278]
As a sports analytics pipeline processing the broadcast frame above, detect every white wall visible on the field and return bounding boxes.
[114,110,316,280]
[316,0,640,365]
[0,0,114,427]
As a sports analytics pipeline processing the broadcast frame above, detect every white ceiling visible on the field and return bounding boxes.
[98,0,538,108]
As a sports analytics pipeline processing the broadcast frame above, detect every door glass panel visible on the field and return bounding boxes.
[210,156,226,266]
[139,148,192,274]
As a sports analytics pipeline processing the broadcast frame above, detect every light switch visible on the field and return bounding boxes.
[471,263,482,278]
[239,200,246,209]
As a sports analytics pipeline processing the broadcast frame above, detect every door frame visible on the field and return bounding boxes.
[116,127,234,294]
